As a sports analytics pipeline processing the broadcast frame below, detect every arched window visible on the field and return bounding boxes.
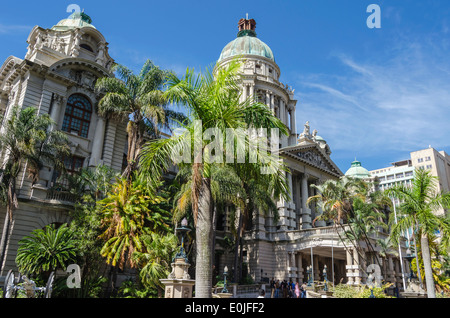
[62,94,92,138]
[80,43,94,52]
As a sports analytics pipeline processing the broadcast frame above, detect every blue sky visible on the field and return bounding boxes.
[1,0,450,173]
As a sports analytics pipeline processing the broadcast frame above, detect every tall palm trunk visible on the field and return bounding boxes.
[421,234,436,298]
[0,209,11,273]
[195,177,213,298]
[0,179,16,273]
[233,208,244,283]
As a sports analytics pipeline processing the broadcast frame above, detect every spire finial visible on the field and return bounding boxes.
[246,13,248,19]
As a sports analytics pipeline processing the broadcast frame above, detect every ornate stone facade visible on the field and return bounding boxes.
[214,18,409,291]
[0,12,127,277]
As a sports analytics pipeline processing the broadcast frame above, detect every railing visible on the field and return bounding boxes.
[45,189,79,203]
[213,284,267,298]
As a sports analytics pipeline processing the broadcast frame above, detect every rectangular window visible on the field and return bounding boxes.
[418,158,424,163]
[51,156,85,188]
[426,164,432,169]
[405,171,413,177]
[425,156,431,161]
[396,173,404,178]
[387,175,394,180]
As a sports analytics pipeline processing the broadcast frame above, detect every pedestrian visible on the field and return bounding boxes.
[270,278,275,298]
[295,282,300,298]
[301,282,307,298]
[274,280,280,298]
[258,289,265,298]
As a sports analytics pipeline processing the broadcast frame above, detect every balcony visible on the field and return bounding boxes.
[45,188,79,204]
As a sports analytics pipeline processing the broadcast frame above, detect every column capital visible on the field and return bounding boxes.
[53,93,66,104]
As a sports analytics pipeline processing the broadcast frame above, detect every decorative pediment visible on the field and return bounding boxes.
[281,144,343,177]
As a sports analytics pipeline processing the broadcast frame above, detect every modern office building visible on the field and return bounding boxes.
[370,147,450,215]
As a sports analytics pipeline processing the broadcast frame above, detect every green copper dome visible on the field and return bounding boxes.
[345,160,370,179]
[52,11,96,31]
[218,23,275,62]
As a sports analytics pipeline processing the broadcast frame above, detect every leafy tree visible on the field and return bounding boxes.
[15,224,77,276]
[386,168,450,298]
[132,232,178,297]
[98,176,172,270]
[0,105,69,271]
[138,58,289,297]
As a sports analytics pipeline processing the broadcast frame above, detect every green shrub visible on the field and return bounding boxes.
[332,283,395,298]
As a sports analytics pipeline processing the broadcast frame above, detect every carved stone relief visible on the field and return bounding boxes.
[295,149,335,173]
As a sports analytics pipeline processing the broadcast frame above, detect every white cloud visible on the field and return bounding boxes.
[0,24,31,34]
[294,37,450,159]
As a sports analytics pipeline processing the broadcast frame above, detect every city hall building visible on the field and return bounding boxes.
[0,12,409,291]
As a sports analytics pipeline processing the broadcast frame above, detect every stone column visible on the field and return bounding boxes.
[301,173,312,229]
[287,170,295,230]
[249,84,255,99]
[394,258,401,286]
[49,94,65,130]
[96,42,106,66]
[313,255,320,281]
[296,253,304,283]
[270,93,275,113]
[288,252,297,281]
[346,249,354,285]
[353,248,361,285]
[294,175,301,229]
[266,91,271,109]
[314,183,326,227]
[388,256,395,283]
[280,99,288,147]
[89,116,106,167]
[44,94,65,189]
[290,106,296,133]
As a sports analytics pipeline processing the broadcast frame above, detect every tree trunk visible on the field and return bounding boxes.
[421,234,436,298]
[233,208,243,283]
[211,205,217,285]
[194,178,213,298]
[0,209,11,273]
[0,181,15,274]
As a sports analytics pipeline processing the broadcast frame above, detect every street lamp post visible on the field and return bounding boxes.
[175,218,191,263]
[223,266,229,293]
[307,266,313,287]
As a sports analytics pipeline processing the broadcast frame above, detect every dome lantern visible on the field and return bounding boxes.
[218,17,275,62]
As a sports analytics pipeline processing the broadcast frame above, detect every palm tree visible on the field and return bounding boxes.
[386,168,450,298]
[308,177,386,274]
[376,236,397,283]
[0,105,69,272]
[95,60,186,179]
[15,223,77,276]
[230,163,286,283]
[132,232,178,297]
[138,58,289,297]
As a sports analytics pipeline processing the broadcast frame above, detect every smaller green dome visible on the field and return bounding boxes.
[315,135,325,142]
[345,160,370,179]
[52,12,96,31]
